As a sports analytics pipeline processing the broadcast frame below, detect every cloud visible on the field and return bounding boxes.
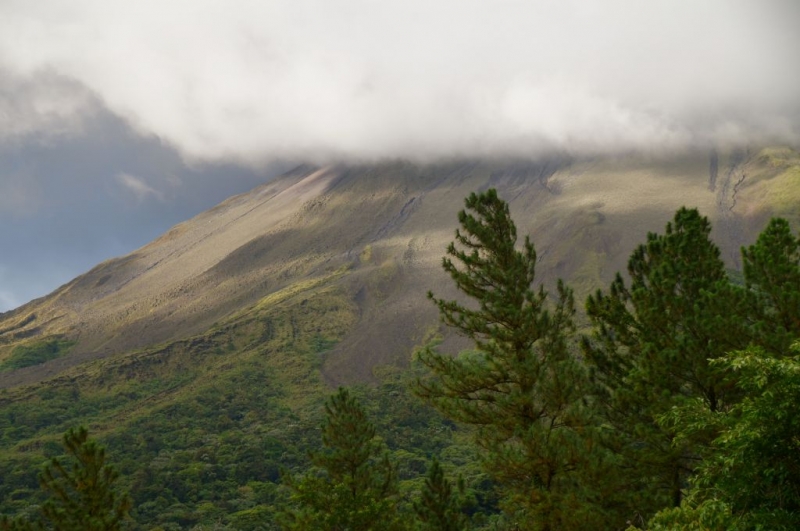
[116,172,164,202]
[0,0,798,164]
[0,69,94,143]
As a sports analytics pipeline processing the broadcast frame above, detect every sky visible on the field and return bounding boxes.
[0,0,799,311]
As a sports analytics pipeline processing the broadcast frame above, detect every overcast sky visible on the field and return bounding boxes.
[0,0,799,311]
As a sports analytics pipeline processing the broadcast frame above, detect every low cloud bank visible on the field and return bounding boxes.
[0,1,798,164]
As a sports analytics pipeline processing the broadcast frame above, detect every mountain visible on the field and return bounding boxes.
[0,146,798,529]
[0,147,798,390]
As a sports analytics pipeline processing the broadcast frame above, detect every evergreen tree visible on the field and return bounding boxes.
[416,189,600,530]
[279,387,403,531]
[0,427,131,531]
[38,427,130,531]
[742,217,800,350]
[582,208,753,515]
[413,459,469,531]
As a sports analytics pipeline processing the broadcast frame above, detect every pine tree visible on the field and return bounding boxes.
[413,459,469,531]
[279,388,403,531]
[11,427,132,531]
[742,217,800,350]
[416,189,598,530]
[582,208,754,515]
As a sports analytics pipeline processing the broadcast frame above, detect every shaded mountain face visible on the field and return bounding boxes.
[0,148,798,388]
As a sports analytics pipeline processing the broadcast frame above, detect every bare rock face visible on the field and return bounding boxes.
[1,149,798,388]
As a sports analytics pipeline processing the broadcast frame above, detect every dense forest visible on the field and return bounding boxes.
[1,188,799,530]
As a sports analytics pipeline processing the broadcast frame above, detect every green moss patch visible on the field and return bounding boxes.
[0,338,75,372]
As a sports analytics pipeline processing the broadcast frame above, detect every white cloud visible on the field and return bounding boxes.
[116,173,164,201]
[0,0,797,163]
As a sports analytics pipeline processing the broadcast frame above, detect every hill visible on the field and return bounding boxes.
[2,147,798,388]
[0,147,798,529]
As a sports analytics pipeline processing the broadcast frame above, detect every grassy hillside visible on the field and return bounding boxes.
[0,271,484,529]
[0,148,798,528]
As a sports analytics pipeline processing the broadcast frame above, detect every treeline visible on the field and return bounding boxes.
[2,189,799,530]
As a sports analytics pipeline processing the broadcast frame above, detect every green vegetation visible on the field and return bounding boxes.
[39,427,130,531]
[0,285,478,529]
[279,387,403,530]
[0,187,798,530]
[413,458,470,531]
[0,284,360,530]
[2,427,130,531]
[642,344,800,531]
[0,338,74,372]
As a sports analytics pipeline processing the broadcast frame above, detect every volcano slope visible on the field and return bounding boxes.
[3,147,799,386]
[0,147,798,528]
